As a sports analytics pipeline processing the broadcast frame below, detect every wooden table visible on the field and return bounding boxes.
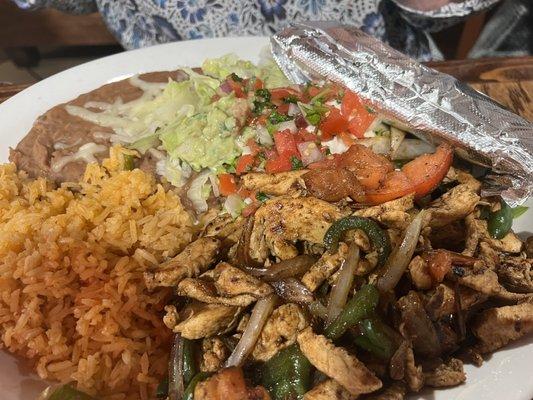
[1,56,532,120]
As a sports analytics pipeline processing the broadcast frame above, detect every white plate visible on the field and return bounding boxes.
[0,37,531,400]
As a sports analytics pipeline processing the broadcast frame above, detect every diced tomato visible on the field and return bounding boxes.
[402,143,453,199]
[246,139,261,156]
[237,187,253,199]
[339,144,394,190]
[228,79,246,98]
[235,154,255,175]
[296,129,318,142]
[274,130,300,158]
[277,103,290,114]
[319,108,349,140]
[254,115,267,126]
[253,78,264,91]
[270,87,302,103]
[265,153,293,173]
[364,171,415,205]
[218,174,238,196]
[342,90,375,138]
[426,250,452,283]
[307,85,322,98]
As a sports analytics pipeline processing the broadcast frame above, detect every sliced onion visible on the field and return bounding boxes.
[322,136,349,155]
[168,333,185,400]
[256,125,273,146]
[209,173,220,197]
[234,217,262,268]
[392,139,435,160]
[377,210,426,292]
[390,126,406,159]
[326,244,360,324]
[277,120,297,133]
[244,255,317,282]
[272,278,315,304]
[363,119,387,138]
[224,194,245,219]
[308,300,328,320]
[297,141,324,166]
[288,103,300,117]
[358,136,391,155]
[225,294,277,367]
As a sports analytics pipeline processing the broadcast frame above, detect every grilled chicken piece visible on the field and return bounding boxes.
[170,302,242,340]
[252,303,308,362]
[203,214,244,245]
[497,256,533,293]
[201,337,229,372]
[463,214,522,256]
[250,197,343,262]
[177,262,273,307]
[241,171,307,196]
[454,169,482,192]
[424,358,466,388]
[408,256,432,290]
[424,284,487,321]
[144,237,221,290]
[397,291,441,358]
[303,168,365,202]
[353,194,414,230]
[301,243,349,292]
[303,379,354,400]
[389,341,423,392]
[472,302,533,353]
[427,184,479,228]
[458,263,530,301]
[297,327,382,396]
[194,367,271,400]
[359,383,406,400]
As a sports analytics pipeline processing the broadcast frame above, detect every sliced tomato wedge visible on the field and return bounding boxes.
[402,143,453,199]
[235,154,255,175]
[274,130,300,158]
[265,152,293,173]
[364,171,415,205]
[339,144,394,190]
[319,108,349,140]
[218,174,238,196]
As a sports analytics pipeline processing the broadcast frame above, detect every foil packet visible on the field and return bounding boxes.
[271,22,533,206]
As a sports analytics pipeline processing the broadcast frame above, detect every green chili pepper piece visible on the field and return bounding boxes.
[488,199,513,239]
[182,338,197,386]
[259,344,312,400]
[123,154,135,171]
[48,385,95,400]
[324,284,379,341]
[324,216,391,267]
[355,319,394,359]
[183,371,212,400]
[156,378,168,398]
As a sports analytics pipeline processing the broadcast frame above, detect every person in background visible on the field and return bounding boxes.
[12,0,531,60]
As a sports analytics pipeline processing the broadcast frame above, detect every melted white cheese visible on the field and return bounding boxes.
[51,142,108,173]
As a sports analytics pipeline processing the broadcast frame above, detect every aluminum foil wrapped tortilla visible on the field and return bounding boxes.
[270,22,533,206]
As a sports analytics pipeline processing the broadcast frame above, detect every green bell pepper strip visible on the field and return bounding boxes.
[182,338,197,386]
[323,216,391,267]
[48,385,95,400]
[259,344,312,400]
[354,318,395,359]
[324,284,380,341]
[488,199,513,239]
[182,372,212,400]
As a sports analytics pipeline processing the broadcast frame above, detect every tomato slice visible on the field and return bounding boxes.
[364,171,415,205]
[218,174,238,196]
[402,143,453,199]
[319,108,349,140]
[274,130,300,158]
[339,144,393,190]
[235,154,255,175]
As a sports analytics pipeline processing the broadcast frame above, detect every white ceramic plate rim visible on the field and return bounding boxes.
[0,36,531,400]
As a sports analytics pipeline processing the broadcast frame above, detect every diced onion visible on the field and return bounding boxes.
[256,125,273,146]
[358,136,391,155]
[277,120,297,133]
[322,136,349,155]
[225,294,277,367]
[377,210,426,292]
[287,103,300,117]
[297,141,324,166]
[326,244,360,324]
[224,194,245,218]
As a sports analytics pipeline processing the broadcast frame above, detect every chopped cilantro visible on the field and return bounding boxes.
[299,101,328,126]
[268,111,293,125]
[256,192,269,202]
[229,72,243,82]
[283,94,299,104]
[255,88,271,102]
[290,156,303,170]
[253,89,272,115]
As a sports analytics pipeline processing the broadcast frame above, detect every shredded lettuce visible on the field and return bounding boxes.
[202,54,259,80]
